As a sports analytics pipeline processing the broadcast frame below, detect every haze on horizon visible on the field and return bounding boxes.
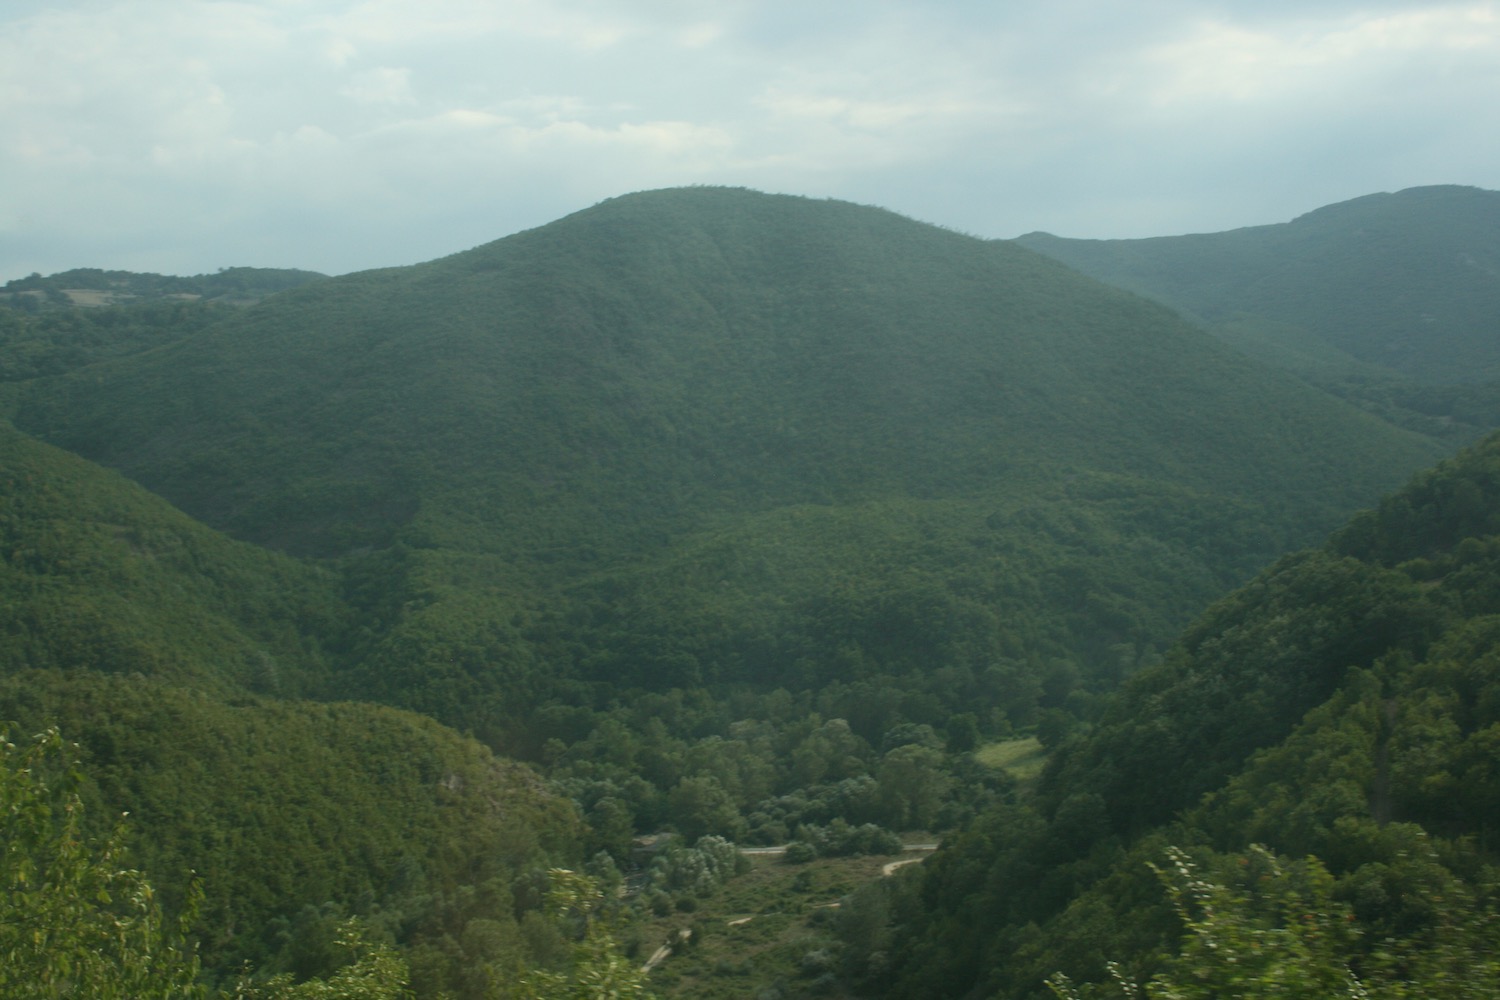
[2,0,1498,280]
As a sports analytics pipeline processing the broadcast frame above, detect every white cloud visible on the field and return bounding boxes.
[0,0,1497,276]
[1140,4,1500,108]
[341,66,417,105]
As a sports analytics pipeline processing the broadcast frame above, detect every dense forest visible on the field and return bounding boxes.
[1,185,1496,997]
[870,433,1500,998]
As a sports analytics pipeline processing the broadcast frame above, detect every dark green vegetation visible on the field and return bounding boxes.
[632,849,916,1000]
[0,185,1493,996]
[0,678,580,993]
[0,187,1446,726]
[1017,185,1500,437]
[2,726,204,999]
[869,433,1500,998]
[0,421,345,693]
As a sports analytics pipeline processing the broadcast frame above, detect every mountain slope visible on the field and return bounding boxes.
[2,188,1446,557]
[0,417,593,989]
[879,432,1500,999]
[0,671,581,987]
[0,188,1449,737]
[1015,185,1500,386]
[0,419,346,694]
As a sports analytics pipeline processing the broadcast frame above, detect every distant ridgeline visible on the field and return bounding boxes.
[0,185,1495,997]
[0,267,329,383]
[1017,185,1500,437]
[2,266,328,309]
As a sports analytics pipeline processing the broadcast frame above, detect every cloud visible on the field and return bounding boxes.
[1,0,1497,276]
[1139,4,1500,108]
[341,67,417,106]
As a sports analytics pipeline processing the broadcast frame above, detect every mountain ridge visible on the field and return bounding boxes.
[1015,184,1500,386]
[0,188,1451,743]
[3,187,1446,557]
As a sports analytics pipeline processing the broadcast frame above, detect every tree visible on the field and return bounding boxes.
[225,921,411,1000]
[1047,847,1364,999]
[514,869,656,1000]
[667,775,743,841]
[0,726,203,999]
[877,744,949,829]
[1047,845,1500,1000]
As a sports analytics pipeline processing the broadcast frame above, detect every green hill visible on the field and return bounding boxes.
[1015,186,1500,445]
[0,420,587,988]
[0,188,1448,741]
[2,266,327,310]
[877,432,1500,999]
[0,672,581,991]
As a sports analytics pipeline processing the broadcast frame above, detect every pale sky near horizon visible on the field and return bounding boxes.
[3,0,1498,280]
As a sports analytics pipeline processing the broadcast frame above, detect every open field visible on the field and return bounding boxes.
[974,736,1048,783]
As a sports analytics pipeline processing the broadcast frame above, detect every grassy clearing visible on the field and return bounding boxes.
[975,736,1048,782]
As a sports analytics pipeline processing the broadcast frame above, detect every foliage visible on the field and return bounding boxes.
[0,726,203,999]
[647,837,749,898]
[513,869,656,1000]
[881,431,1500,999]
[0,420,349,694]
[785,820,903,861]
[227,922,412,1000]
[1048,846,1500,1000]
[0,673,582,990]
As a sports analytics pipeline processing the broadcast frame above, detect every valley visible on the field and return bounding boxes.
[2,184,1497,998]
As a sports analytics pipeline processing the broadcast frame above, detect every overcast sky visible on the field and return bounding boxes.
[3,0,1498,280]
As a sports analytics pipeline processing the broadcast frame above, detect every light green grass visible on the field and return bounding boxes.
[975,736,1048,782]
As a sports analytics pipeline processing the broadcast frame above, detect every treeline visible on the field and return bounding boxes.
[544,691,1012,852]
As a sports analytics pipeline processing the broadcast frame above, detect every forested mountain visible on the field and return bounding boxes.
[872,433,1500,999]
[1016,185,1500,438]
[1016,185,1500,382]
[0,187,1446,741]
[0,185,1491,996]
[0,268,328,384]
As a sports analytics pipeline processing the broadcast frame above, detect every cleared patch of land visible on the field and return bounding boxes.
[975,736,1048,782]
[633,850,907,999]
